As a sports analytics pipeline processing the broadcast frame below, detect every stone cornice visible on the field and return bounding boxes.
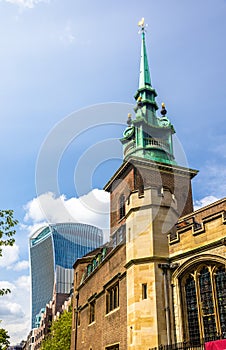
[125,256,169,269]
[170,236,226,262]
[104,157,198,192]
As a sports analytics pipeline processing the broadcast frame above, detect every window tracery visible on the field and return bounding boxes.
[182,263,226,342]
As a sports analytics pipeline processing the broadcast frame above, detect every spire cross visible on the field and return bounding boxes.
[138,17,148,34]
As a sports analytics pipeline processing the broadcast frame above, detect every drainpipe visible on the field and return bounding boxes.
[74,292,79,350]
[158,263,172,346]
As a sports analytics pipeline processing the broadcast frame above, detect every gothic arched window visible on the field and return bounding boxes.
[199,266,216,338]
[182,263,226,343]
[215,267,226,334]
[119,194,126,220]
[185,275,200,343]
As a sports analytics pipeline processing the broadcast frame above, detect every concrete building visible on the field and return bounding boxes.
[23,329,38,350]
[29,222,103,328]
[70,19,226,350]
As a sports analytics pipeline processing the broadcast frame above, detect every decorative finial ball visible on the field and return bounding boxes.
[161,102,167,116]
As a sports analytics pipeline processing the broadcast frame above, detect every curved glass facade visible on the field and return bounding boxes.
[30,223,103,328]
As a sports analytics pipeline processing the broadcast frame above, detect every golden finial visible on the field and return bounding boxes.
[128,113,132,118]
[138,17,145,28]
[161,102,167,116]
[138,17,147,34]
[138,96,142,102]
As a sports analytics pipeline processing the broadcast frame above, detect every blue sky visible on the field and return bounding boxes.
[0,0,226,344]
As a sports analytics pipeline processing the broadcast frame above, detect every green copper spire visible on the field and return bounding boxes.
[139,18,152,89]
[121,19,177,166]
[134,18,158,125]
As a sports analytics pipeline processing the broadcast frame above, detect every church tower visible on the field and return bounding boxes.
[104,19,198,349]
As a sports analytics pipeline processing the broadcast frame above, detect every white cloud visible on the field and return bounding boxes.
[0,276,30,343]
[0,246,29,271]
[194,195,219,211]
[24,189,110,234]
[16,275,30,290]
[0,280,16,292]
[0,244,30,289]
[3,0,49,8]
[20,222,48,237]
[0,245,20,268]
[24,196,46,222]
[13,260,30,271]
[0,302,25,318]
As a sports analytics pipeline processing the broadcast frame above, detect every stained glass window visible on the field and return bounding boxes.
[185,274,200,343]
[183,263,226,342]
[199,266,217,339]
[215,267,226,335]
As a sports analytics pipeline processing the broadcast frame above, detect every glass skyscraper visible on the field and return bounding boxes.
[29,223,103,328]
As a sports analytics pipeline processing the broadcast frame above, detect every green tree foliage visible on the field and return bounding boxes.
[0,210,18,296]
[0,327,10,350]
[0,210,18,348]
[41,309,72,350]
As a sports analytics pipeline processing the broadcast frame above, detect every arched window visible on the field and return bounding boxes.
[185,275,200,343]
[215,267,226,334]
[182,263,226,342]
[199,266,216,338]
[119,194,126,220]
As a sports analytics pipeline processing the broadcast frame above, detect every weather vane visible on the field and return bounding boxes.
[138,17,148,34]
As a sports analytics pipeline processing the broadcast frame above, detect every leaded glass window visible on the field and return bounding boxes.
[215,267,226,335]
[185,275,200,343]
[182,263,226,342]
[199,266,217,338]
